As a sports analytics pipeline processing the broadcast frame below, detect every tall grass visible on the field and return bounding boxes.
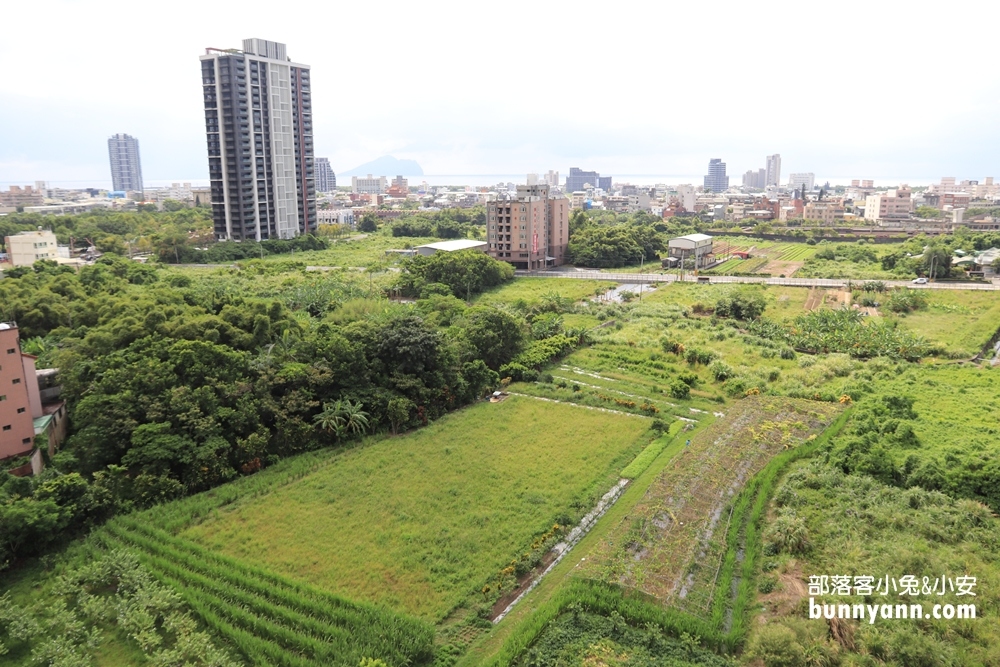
[621,421,685,479]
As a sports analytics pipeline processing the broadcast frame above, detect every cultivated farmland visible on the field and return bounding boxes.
[584,398,841,610]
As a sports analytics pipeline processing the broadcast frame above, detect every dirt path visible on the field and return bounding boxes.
[506,393,647,418]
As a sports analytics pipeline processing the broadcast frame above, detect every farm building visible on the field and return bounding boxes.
[668,233,714,269]
[413,240,488,256]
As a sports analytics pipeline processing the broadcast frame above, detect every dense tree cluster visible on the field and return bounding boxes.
[0,255,572,566]
[566,225,665,268]
[0,208,329,265]
[396,250,514,299]
[389,208,485,239]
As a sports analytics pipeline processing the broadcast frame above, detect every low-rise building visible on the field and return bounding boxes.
[864,186,913,222]
[3,230,59,266]
[668,233,714,269]
[803,201,845,225]
[351,174,387,194]
[0,323,67,468]
[317,209,356,227]
[0,185,44,208]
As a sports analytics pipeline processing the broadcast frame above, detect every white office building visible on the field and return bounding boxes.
[351,174,387,194]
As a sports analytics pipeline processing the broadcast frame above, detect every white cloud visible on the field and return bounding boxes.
[1,0,998,186]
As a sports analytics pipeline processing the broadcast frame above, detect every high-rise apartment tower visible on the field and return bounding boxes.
[765,154,781,188]
[200,38,316,241]
[108,133,143,193]
[703,159,729,193]
[316,157,336,192]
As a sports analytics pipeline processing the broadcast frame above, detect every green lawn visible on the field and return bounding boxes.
[180,396,650,621]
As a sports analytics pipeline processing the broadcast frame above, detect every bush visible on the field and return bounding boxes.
[668,380,691,399]
[714,288,767,320]
[745,625,805,667]
[710,359,734,381]
[764,512,810,554]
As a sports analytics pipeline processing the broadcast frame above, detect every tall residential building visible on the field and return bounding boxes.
[200,38,316,241]
[788,173,816,191]
[566,167,611,192]
[107,134,143,193]
[316,157,336,192]
[703,159,729,193]
[742,168,766,189]
[765,154,781,188]
[486,183,569,270]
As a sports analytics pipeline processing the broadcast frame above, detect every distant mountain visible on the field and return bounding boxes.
[340,155,424,178]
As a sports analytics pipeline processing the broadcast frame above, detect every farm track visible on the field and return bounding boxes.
[507,392,649,418]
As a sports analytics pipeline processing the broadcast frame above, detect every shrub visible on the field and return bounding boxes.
[710,359,734,381]
[668,380,691,399]
[744,625,806,667]
[714,288,767,320]
[764,512,810,554]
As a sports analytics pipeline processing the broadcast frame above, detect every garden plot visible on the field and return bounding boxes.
[582,397,841,608]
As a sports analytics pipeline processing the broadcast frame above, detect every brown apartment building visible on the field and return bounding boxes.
[486,183,568,270]
[0,323,67,465]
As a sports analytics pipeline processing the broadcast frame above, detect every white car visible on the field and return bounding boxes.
[912,277,928,284]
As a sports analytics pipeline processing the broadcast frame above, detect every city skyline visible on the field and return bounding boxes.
[1,0,998,187]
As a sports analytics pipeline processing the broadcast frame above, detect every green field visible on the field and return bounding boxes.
[181,397,650,620]
[261,232,444,267]
[887,289,1000,356]
[475,277,616,307]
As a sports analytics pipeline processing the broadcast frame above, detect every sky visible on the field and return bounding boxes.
[2,0,999,188]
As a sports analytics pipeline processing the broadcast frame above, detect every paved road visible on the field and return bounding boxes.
[514,270,1000,291]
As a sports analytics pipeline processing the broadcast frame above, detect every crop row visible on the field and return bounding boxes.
[776,244,814,261]
[97,516,435,667]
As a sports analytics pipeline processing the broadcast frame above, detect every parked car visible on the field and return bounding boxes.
[912,277,929,284]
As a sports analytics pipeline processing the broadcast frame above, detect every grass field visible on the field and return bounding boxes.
[180,396,650,620]
[889,289,1000,356]
[262,232,444,268]
[475,277,616,307]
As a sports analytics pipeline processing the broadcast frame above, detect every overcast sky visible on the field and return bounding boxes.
[2,0,998,188]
